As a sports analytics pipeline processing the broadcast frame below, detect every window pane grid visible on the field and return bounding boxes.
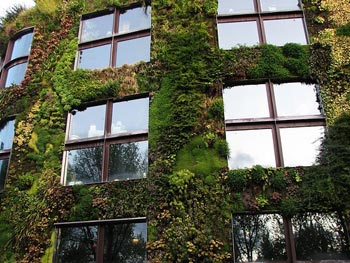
[224,82,325,168]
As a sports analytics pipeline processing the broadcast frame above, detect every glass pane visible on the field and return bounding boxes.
[108,141,148,181]
[292,213,350,260]
[80,14,113,42]
[65,147,103,185]
[274,83,321,117]
[233,214,287,262]
[0,159,9,192]
[264,18,307,46]
[223,84,269,120]
[227,129,276,169]
[116,36,151,67]
[69,104,106,140]
[261,0,301,12]
[111,97,149,134]
[280,126,324,167]
[218,21,259,49]
[104,222,147,262]
[0,119,15,150]
[119,7,151,34]
[11,32,33,60]
[56,226,98,263]
[218,0,255,14]
[77,44,111,70]
[5,62,27,87]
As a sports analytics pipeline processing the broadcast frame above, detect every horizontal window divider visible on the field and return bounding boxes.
[226,120,325,131]
[54,217,146,227]
[65,137,105,148]
[0,149,12,155]
[115,28,151,39]
[106,130,148,141]
[3,57,29,70]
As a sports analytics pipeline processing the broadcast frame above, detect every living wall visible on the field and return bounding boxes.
[0,0,349,262]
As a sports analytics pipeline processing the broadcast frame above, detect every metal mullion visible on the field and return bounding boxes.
[97,225,105,263]
[111,9,119,67]
[255,0,262,13]
[101,101,112,182]
[273,122,283,167]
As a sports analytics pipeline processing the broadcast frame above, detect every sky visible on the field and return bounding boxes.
[0,0,35,18]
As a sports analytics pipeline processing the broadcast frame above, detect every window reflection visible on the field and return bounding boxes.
[280,126,324,167]
[69,105,106,140]
[264,18,307,46]
[223,84,269,119]
[0,119,15,150]
[232,214,287,262]
[227,129,276,169]
[5,62,27,87]
[66,147,103,185]
[11,32,33,60]
[56,226,98,263]
[261,0,301,12]
[292,213,350,260]
[218,0,255,14]
[119,7,151,34]
[111,98,149,134]
[0,159,9,191]
[78,44,111,70]
[103,222,147,262]
[116,36,151,67]
[80,14,114,43]
[274,83,321,117]
[218,21,259,49]
[108,141,148,181]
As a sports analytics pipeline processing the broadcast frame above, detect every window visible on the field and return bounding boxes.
[62,96,149,186]
[77,5,151,70]
[217,0,307,48]
[54,218,147,263]
[231,213,350,263]
[0,28,33,88]
[0,118,15,192]
[223,82,325,169]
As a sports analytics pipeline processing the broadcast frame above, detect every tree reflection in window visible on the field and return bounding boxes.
[232,214,287,262]
[292,213,350,260]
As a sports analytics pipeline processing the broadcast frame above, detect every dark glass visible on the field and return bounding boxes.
[5,62,27,87]
[11,32,33,60]
[218,21,259,49]
[218,0,255,14]
[108,141,148,181]
[223,84,269,119]
[65,147,103,185]
[227,129,275,169]
[80,14,114,42]
[69,104,106,140]
[116,36,151,67]
[56,226,98,263]
[77,44,111,70]
[292,213,350,260]
[0,159,9,192]
[111,97,149,134]
[280,126,324,167]
[103,222,147,262]
[232,214,287,262]
[118,7,151,34]
[264,18,307,46]
[0,119,15,150]
[261,0,301,12]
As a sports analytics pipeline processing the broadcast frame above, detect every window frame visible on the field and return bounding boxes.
[76,4,151,69]
[217,0,309,48]
[0,116,16,192]
[0,27,34,88]
[61,94,149,186]
[224,81,325,168]
[53,217,147,263]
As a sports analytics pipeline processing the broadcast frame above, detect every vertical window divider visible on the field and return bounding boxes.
[97,225,105,263]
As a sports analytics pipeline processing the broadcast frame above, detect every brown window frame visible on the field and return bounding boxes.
[53,217,147,263]
[61,94,149,186]
[76,4,151,69]
[217,0,309,46]
[0,27,34,88]
[224,81,326,168]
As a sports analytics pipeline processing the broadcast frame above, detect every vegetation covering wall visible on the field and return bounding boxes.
[0,0,349,262]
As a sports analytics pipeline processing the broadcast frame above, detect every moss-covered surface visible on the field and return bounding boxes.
[0,0,349,262]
